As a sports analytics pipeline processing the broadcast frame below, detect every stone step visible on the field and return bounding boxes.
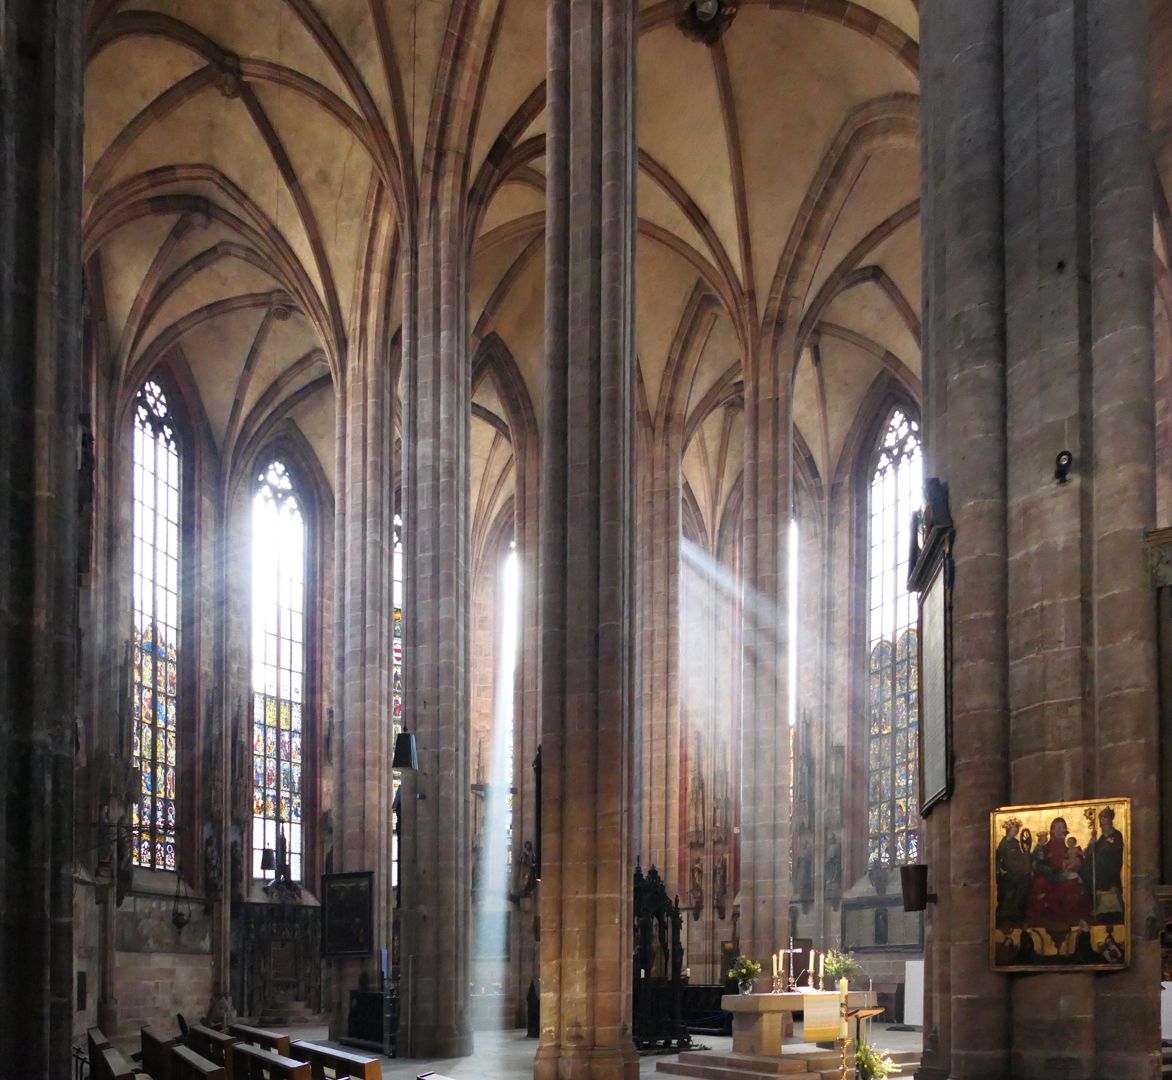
[673,1052,815,1074]
[796,1052,841,1070]
[255,1000,325,1026]
[656,1061,820,1080]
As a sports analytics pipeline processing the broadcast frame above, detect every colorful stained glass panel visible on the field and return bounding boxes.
[130,381,181,870]
[865,409,921,871]
[250,459,307,883]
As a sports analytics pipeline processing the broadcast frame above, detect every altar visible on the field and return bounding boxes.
[721,990,878,1056]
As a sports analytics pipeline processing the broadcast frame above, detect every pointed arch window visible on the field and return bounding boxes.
[131,380,181,870]
[251,459,307,882]
[392,511,404,894]
[866,408,921,868]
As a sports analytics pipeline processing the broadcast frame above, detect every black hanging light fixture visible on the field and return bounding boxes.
[171,870,193,934]
[899,864,937,912]
[392,727,418,771]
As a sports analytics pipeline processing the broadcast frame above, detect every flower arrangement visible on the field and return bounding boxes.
[727,955,762,985]
[856,1041,896,1080]
[822,947,860,983]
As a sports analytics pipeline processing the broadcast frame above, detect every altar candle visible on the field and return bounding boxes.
[838,977,849,1040]
[808,949,815,986]
[772,952,778,978]
[819,953,825,979]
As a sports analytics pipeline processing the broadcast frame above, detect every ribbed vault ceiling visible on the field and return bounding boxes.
[84,0,930,543]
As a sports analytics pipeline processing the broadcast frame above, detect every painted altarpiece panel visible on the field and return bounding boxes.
[990,798,1130,972]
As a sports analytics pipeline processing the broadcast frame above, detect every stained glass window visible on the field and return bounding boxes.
[131,379,180,871]
[251,460,306,882]
[788,518,798,812]
[866,408,921,868]
[392,512,404,893]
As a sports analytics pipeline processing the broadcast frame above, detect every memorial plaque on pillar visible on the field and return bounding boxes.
[908,479,953,814]
[321,871,374,957]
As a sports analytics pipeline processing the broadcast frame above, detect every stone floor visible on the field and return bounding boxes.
[274,1025,923,1078]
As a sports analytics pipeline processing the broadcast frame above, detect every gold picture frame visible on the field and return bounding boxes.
[989,798,1130,973]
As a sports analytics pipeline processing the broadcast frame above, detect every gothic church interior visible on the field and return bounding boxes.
[4,1,1172,1078]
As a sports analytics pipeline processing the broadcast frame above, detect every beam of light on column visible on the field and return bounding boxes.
[473,545,520,1018]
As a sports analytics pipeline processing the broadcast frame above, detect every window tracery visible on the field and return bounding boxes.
[866,408,921,868]
[251,459,306,882]
[392,511,403,894]
[131,380,182,870]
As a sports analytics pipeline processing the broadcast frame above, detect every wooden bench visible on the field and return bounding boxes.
[230,1042,310,1080]
[188,1023,238,1076]
[290,1040,381,1080]
[229,1024,291,1056]
[172,1045,227,1080]
[142,1025,177,1080]
[95,1046,136,1080]
[87,1027,111,1072]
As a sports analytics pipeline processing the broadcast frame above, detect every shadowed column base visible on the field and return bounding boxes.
[408,1024,474,1060]
[535,1042,639,1080]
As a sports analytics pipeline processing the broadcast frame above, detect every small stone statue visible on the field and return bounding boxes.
[230,836,244,898]
[515,840,538,899]
[204,832,222,902]
[689,857,703,920]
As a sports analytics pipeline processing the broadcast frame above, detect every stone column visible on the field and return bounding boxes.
[1084,7,1158,1073]
[919,3,1009,1077]
[738,345,792,967]
[638,426,682,890]
[0,0,85,1074]
[328,348,396,1038]
[920,3,1158,1077]
[205,492,236,1030]
[1004,4,1157,1076]
[399,185,474,1057]
[535,1,638,1078]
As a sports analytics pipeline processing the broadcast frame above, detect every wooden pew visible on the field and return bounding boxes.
[229,1023,291,1056]
[289,1040,381,1080]
[188,1023,238,1077]
[230,1042,310,1080]
[172,1045,227,1080]
[142,1025,177,1080]
[95,1046,136,1080]
[87,1027,111,1072]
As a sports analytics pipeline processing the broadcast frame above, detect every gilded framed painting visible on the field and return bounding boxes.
[990,798,1130,973]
